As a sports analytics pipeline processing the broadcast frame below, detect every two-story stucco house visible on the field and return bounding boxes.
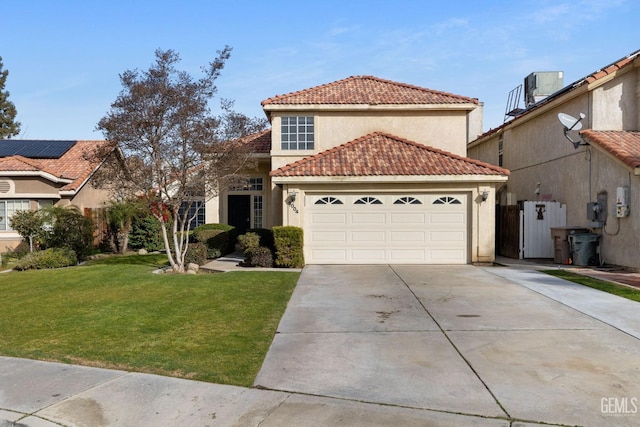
[206,76,509,264]
[0,139,112,251]
[468,49,640,270]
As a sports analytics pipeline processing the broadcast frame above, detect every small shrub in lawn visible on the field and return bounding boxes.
[273,226,304,268]
[246,246,274,268]
[14,248,78,270]
[184,242,207,266]
[237,232,260,252]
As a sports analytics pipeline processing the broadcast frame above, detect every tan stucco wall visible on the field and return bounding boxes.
[467,58,640,269]
[276,181,502,264]
[269,109,472,171]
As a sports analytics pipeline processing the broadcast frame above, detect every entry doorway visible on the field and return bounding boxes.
[228,195,251,236]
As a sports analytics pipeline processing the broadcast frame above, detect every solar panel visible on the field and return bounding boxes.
[0,140,77,159]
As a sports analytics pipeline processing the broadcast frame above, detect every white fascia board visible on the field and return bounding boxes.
[10,193,62,199]
[262,103,477,112]
[1,171,73,184]
[271,175,509,185]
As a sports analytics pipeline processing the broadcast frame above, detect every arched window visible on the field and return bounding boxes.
[393,196,422,205]
[433,196,462,205]
[354,197,382,205]
[315,196,344,205]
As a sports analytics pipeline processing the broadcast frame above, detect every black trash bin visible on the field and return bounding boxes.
[568,233,599,266]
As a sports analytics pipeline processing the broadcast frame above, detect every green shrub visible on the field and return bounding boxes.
[205,231,227,259]
[237,232,260,252]
[273,226,304,268]
[129,213,164,251]
[14,248,78,271]
[40,207,95,261]
[184,242,208,266]
[246,246,273,268]
[192,224,236,253]
[247,228,275,251]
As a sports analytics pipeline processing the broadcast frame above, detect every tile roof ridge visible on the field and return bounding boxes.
[262,75,478,105]
[361,76,479,104]
[261,76,357,106]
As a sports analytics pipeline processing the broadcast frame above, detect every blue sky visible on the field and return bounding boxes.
[3,0,638,140]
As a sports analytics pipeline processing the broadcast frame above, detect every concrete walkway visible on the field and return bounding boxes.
[2,263,640,426]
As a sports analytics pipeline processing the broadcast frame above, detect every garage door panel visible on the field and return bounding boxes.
[352,249,386,261]
[391,231,425,242]
[312,213,347,224]
[312,231,346,242]
[352,213,386,224]
[312,249,347,262]
[390,213,425,224]
[430,213,465,224]
[430,249,466,262]
[306,193,468,264]
[430,231,465,242]
[352,231,386,242]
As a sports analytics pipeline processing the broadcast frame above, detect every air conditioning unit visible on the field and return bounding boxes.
[524,71,563,107]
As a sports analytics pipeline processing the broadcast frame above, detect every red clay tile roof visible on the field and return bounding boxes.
[262,75,478,106]
[239,128,271,154]
[0,140,112,192]
[580,130,640,170]
[270,132,509,177]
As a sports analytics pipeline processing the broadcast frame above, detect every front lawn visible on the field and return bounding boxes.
[543,269,640,303]
[0,254,299,386]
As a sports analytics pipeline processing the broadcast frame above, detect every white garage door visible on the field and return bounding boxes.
[306,193,468,264]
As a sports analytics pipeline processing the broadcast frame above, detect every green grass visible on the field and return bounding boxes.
[543,269,640,303]
[0,254,299,386]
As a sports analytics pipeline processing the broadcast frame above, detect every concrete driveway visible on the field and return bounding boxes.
[254,264,640,426]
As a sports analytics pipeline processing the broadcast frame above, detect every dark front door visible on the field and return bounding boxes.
[228,195,251,235]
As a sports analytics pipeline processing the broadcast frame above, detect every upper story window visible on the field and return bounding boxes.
[281,116,314,150]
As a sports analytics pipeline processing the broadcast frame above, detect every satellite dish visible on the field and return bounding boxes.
[557,112,586,131]
[557,112,588,149]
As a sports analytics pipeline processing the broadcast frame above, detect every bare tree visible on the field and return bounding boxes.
[96,48,263,273]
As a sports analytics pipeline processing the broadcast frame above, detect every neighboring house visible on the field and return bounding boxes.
[207,76,509,264]
[467,49,640,269]
[0,139,112,251]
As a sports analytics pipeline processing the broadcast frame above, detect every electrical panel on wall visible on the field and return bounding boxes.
[616,186,630,218]
[587,193,608,228]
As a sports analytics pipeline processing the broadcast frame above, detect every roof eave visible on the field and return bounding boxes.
[0,170,73,184]
[262,103,478,112]
[271,175,509,184]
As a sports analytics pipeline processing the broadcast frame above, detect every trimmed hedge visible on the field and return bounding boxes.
[245,246,274,268]
[192,223,236,254]
[246,228,275,251]
[273,226,304,268]
[14,248,78,271]
[237,232,260,253]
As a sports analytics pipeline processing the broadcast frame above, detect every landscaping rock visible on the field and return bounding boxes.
[187,263,199,273]
[186,269,197,275]
[138,249,148,255]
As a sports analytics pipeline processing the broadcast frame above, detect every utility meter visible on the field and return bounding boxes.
[616,186,630,217]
